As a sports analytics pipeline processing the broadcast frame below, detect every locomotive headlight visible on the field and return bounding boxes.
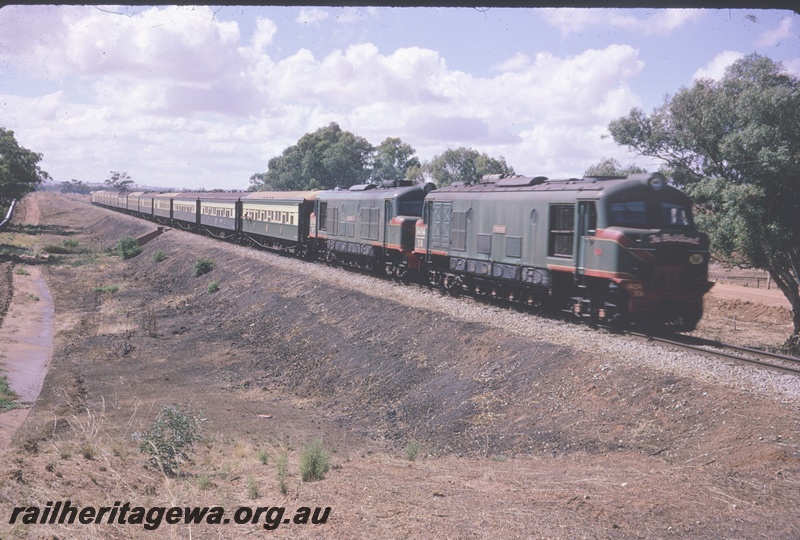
[648,174,665,190]
[689,253,704,265]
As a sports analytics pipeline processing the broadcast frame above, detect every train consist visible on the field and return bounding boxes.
[91,172,713,331]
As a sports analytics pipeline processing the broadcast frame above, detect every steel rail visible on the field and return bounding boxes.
[627,331,800,376]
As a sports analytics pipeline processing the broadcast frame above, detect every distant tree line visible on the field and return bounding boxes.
[248,122,514,191]
[60,179,92,194]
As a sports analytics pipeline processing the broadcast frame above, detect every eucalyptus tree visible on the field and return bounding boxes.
[425,147,514,187]
[250,123,373,191]
[370,137,420,184]
[607,54,800,347]
[0,128,50,205]
[584,157,646,177]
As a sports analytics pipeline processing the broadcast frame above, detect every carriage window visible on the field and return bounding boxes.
[549,204,574,258]
[610,201,647,226]
[662,203,692,227]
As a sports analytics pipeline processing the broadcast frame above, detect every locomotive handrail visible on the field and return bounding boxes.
[0,199,16,231]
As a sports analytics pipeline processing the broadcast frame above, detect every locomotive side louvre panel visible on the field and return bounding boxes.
[451,210,468,251]
[359,206,380,241]
[430,202,452,250]
[318,202,328,232]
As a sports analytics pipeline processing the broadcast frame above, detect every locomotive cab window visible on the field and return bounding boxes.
[610,201,647,227]
[399,200,423,217]
[548,204,575,258]
[662,203,692,227]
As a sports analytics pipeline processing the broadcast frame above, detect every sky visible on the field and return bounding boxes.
[1,5,799,191]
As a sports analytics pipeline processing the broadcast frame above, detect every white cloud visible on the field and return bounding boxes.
[296,7,328,26]
[2,6,650,188]
[757,16,794,47]
[493,53,531,73]
[692,51,744,81]
[542,8,703,37]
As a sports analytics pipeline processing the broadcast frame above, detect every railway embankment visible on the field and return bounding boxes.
[1,192,799,539]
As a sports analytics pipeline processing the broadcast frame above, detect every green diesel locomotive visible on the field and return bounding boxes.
[414,173,713,331]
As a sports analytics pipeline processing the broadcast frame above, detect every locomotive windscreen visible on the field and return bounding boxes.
[609,201,693,229]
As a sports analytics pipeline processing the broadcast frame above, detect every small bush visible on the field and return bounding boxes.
[81,443,98,460]
[193,258,215,277]
[404,440,419,461]
[197,473,213,491]
[276,451,289,494]
[42,245,74,254]
[0,376,19,412]
[63,239,80,249]
[15,266,29,276]
[134,405,203,477]
[247,476,259,499]
[299,438,330,482]
[93,284,119,294]
[151,250,167,263]
[116,237,142,260]
[257,447,269,465]
[206,279,219,293]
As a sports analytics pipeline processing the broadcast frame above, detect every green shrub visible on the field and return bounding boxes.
[197,473,213,491]
[0,376,19,412]
[42,245,74,254]
[63,239,80,249]
[299,438,330,482]
[134,405,203,477]
[151,250,166,263]
[193,258,214,277]
[257,447,269,465]
[116,237,142,260]
[206,279,219,293]
[404,440,419,461]
[247,476,259,499]
[93,284,119,294]
[276,451,289,494]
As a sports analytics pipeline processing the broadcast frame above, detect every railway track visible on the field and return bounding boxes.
[628,331,800,376]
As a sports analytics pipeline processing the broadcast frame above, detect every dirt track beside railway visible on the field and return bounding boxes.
[1,192,799,539]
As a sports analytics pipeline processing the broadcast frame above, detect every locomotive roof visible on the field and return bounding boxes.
[429,173,683,199]
[316,182,428,201]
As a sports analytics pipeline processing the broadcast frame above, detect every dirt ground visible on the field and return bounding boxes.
[0,192,799,539]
